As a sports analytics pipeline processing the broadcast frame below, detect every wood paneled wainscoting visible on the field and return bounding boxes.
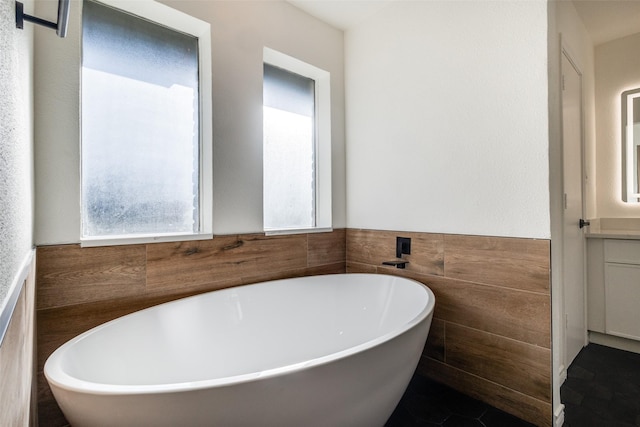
[347,229,552,427]
[36,230,346,426]
[36,228,550,426]
[0,253,37,427]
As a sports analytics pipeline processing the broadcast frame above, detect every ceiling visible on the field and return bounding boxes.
[287,0,394,31]
[288,0,640,46]
[571,0,640,46]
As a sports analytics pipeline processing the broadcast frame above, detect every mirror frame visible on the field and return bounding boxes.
[622,88,640,202]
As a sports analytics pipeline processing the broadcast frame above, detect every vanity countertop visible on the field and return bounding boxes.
[586,230,640,240]
[585,218,640,240]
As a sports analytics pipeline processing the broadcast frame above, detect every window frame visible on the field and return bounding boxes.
[79,0,213,247]
[262,47,332,235]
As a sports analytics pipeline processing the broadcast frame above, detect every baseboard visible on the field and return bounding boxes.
[558,363,567,385]
[589,331,640,354]
[554,403,565,427]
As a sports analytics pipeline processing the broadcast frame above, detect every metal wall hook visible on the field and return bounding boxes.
[16,0,70,38]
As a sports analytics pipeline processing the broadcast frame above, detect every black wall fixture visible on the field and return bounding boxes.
[16,0,70,38]
[396,236,411,258]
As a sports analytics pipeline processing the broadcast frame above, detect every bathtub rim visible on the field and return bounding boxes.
[45,273,435,396]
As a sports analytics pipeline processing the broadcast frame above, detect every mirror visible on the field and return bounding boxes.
[622,88,640,202]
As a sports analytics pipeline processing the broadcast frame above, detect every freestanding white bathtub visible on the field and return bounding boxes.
[45,273,435,427]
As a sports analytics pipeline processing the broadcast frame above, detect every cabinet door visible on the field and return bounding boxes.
[587,239,605,332]
[605,263,640,341]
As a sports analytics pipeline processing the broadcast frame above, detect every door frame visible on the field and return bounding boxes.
[559,42,589,377]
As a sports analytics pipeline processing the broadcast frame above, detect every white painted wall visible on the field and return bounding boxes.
[34,0,346,244]
[555,1,597,219]
[345,0,550,239]
[0,0,34,311]
[34,0,80,245]
[595,32,640,218]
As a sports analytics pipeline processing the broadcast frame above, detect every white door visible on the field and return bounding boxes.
[561,51,587,367]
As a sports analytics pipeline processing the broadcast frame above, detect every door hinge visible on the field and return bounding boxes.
[562,74,565,91]
[564,193,567,210]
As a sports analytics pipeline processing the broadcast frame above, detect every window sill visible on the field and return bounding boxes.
[264,227,333,236]
[80,232,213,248]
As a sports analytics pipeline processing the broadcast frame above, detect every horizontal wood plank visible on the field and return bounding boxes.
[307,229,345,267]
[445,323,551,402]
[374,269,551,348]
[346,229,444,276]
[418,357,552,427]
[444,234,550,294]
[423,274,551,348]
[240,263,345,286]
[423,318,445,362]
[345,261,377,274]
[146,234,308,291]
[37,244,146,309]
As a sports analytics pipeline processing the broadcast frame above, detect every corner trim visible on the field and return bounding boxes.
[0,249,35,348]
[554,403,565,427]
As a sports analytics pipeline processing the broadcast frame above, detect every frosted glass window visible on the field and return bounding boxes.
[263,64,316,230]
[81,0,200,238]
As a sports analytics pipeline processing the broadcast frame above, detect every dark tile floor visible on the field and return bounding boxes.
[561,343,640,427]
[386,373,536,427]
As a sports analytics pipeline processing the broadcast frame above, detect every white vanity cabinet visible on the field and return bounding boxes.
[587,238,640,341]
